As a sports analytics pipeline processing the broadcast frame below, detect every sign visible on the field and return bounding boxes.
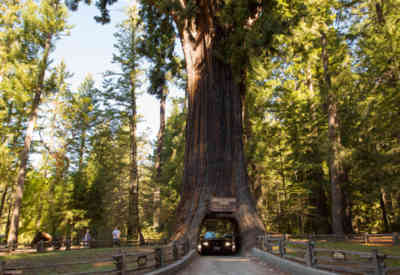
[209,197,237,212]
[332,251,346,260]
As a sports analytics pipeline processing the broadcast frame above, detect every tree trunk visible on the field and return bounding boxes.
[127,81,140,240]
[5,201,12,242]
[7,92,41,247]
[153,90,166,230]
[172,19,264,249]
[78,130,86,171]
[342,188,354,234]
[379,187,390,232]
[321,32,345,235]
[0,184,10,218]
[7,35,52,247]
[309,167,331,234]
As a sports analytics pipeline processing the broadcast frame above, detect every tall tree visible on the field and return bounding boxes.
[67,75,102,231]
[103,5,143,240]
[70,0,306,248]
[137,5,179,231]
[152,88,166,230]
[7,0,70,247]
[157,97,186,236]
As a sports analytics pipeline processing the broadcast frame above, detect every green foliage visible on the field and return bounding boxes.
[243,0,400,234]
[0,0,72,242]
[157,98,186,236]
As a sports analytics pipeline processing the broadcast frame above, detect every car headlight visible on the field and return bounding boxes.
[202,241,209,246]
[197,244,202,251]
[225,241,231,246]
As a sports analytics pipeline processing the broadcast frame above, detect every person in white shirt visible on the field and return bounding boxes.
[83,229,91,247]
[112,227,121,246]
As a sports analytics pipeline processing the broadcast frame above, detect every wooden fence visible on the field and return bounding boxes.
[0,238,170,253]
[0,238,191,275]
[257,235,400,275]
[261,232,400,245]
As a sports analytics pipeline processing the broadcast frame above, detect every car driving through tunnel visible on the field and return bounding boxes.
[197,217,239,255]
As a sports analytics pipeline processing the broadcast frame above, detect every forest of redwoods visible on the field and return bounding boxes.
[0,0,399,245]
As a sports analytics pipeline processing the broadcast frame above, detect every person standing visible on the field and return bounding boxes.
[112,227,121,247]
[83,229,91,247]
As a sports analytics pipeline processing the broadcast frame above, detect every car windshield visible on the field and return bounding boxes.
[200,218,236,239]
[204,231,216,239]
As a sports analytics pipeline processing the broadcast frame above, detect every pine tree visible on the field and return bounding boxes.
[103,5,143,240]
[7,0,71,247]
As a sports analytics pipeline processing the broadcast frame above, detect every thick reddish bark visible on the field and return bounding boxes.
[172,15,264,250]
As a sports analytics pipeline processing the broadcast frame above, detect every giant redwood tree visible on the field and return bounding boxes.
[70,0,305,248]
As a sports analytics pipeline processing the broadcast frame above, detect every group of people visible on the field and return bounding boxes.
[82,226,121,247]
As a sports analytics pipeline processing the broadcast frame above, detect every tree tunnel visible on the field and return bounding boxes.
[197,214,241,255]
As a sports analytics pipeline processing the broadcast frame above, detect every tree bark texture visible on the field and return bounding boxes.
[172,12,264,249]
[153,90,166,230]
[321,32,345,235]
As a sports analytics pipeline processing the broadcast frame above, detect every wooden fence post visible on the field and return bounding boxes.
[392,232,399,245]
[372,249,386,275]
[364,232,369,244]
[113,252,126,275]
[0,261,4,275]
[266,240,272,253]
[184,238,190,254]
[173,241,179,260]
[65,238,71,251]
[278,239,286,257]
[305,241,316,267]
[155,247,163,268]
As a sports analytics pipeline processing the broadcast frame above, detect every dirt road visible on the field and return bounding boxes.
[177,255,288,275]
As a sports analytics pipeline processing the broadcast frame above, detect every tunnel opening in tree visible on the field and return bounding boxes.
[197,215,241,255]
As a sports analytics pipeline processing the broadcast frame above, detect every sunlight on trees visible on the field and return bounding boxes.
[0,0,399,246]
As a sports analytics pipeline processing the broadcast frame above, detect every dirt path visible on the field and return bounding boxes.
[177,255,289,275]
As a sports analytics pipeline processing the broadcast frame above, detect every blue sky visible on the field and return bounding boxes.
[52,1,163,140]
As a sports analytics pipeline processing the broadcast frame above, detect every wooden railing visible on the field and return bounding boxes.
[256,235,400,275]
[259,232,400,245]
[0,238,170,253]
[0,238,192,275]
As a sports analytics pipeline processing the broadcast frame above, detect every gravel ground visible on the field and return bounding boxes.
[177,254,289,275]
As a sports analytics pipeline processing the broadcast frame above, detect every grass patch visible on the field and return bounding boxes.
[314,241,400,256]
[314,241,400,268]
[0,247,154,274]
